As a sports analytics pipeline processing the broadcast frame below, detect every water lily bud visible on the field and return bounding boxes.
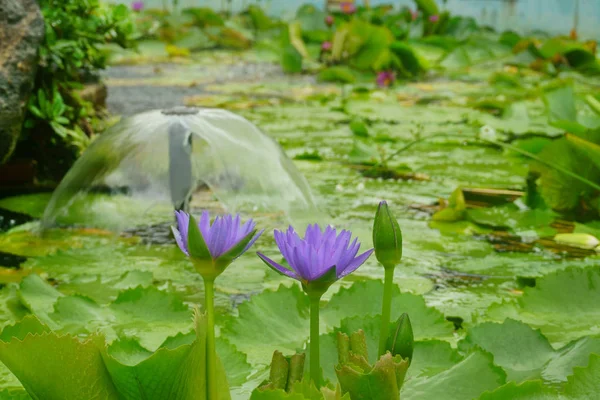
[387,313,414,363]
[373,201,403,269]
[554,233,600,249]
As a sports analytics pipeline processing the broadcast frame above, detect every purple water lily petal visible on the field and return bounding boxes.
[172,210,261,260]
[339,248,374,278]
[263,224,372,285]
[171,226,189,256]
[257,252,300,279]
[173,211,190,254]
[242,229,264,255]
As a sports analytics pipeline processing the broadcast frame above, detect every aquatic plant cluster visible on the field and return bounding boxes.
[2,1,600,400]
[172,202,405,397]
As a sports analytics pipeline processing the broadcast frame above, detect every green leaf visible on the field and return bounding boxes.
[288,22,309,59]
[0,316,50,343]
[400,350,506,399]
[17,275,62,328]
[348,141,380,165]
[281,44,303,74]
[414,0,440,16]
[389,42,424,77]
[585,95,600,116]
[0,319,120,400]
[216,339,252,388]
[459,319,555,382]
[466,205,557,237]
[317,67,356,84]
[478,380,560,400]
[18,275,194,352]
[349,120,369,138]
[440,46,470,70]
[108,286,193,350]
[0,389,30,399]
[350,24,394,71]
[336,352,409,400]
[221,284,310,366]
[565,133,600,170]
[432,188,466,222]
[321,280,455,341]
[530,137,600,211]
[542,336,600,384]
[295,4,327,34]
[103,309,231,400]
[544,86,577,124]
[487,267,600,345]
[407,340,463,379]
[563,353,600,399]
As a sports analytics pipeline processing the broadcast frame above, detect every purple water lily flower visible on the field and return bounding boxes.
[321,41,332,52]
[376,71,395,87]
[340,2,357,15]
[429,14,440,23]
[257,224,373,287]
[131,0,144,12]
[172,211,263,272]
[325,15,335,27]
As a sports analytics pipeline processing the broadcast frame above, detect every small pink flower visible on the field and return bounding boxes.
[321,41,332,52]
[325,15,335,27]
[429,14,440,23]
[340,2,357,15]
[131,1,144,12]
[376,71,395,88]
[410,10,418,21]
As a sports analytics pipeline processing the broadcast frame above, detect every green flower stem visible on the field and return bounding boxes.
[378,266,395,356]
[204,278,218,400]
[309,294,323,387]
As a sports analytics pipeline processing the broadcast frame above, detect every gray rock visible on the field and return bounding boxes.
[0,0,44,163]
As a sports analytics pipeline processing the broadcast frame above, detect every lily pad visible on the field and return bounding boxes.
[486,267,600,345]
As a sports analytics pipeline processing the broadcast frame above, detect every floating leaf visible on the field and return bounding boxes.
[321,280,455,341]
[221,285,310,366]
[459,319,555,382]
[400,350,506,400]
[542,336,600,384]
[563,353,600,399]
[486,267,600,345]
[478,380,559,400]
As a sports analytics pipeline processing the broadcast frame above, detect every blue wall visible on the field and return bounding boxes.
[112,0,600,40]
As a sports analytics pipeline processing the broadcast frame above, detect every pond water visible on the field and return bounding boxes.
[1,49,600,397]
